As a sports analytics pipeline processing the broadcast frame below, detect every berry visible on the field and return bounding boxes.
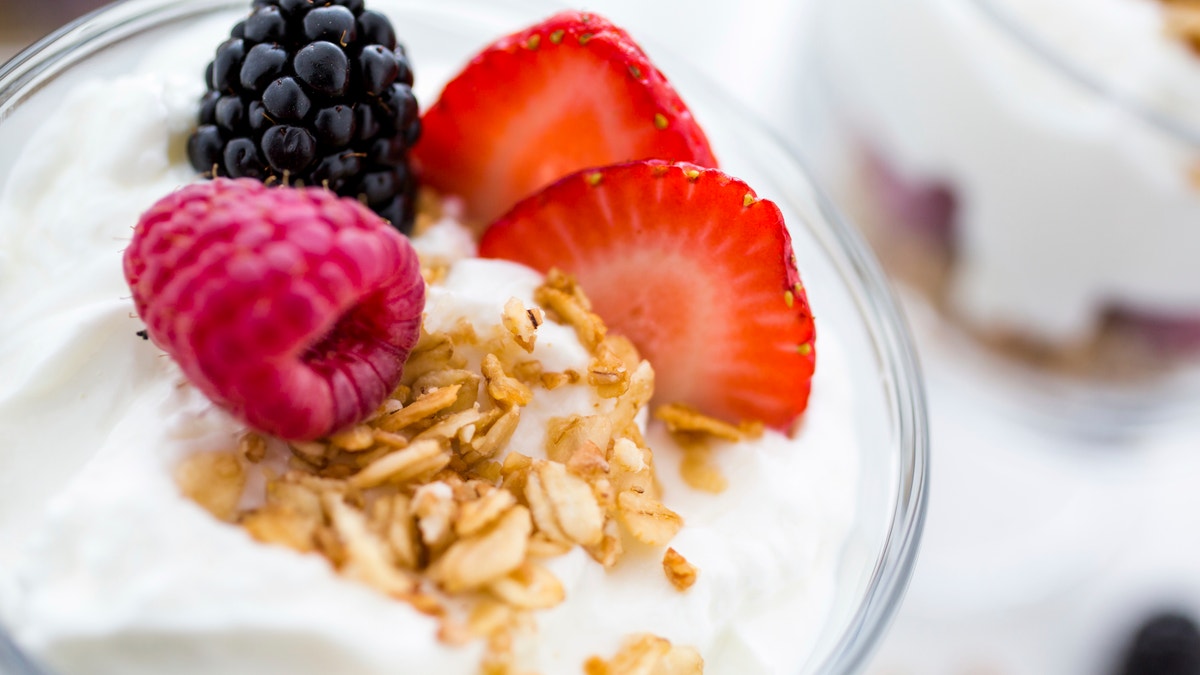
[189,0,421,234]
[211,38,246,92]
[359,44,400,95]
[480,161,815,430]
[310,152,362,192]
[1118,611,1200,675]
[123,179,425,441]
[377,190,416,233]
[239,43,289,93]
[414,11,717,228]
[188,125,224,173]
[357,10,396,49]
[263,76,312,123]
[379,82,418,131]
[243,5,287,44]
[357,169,399,207]
[224,137,266,179]
[313,105,357,147]
[247,100,272,134]
[257,0,310,20]
[368,135,406,166]
[356,104,381,140]
[199,91,220,124]
[304,6,357,45]
[214,95,246,134]
[262,125,317,174]
[333,0,365,14]
[294,41,351,97]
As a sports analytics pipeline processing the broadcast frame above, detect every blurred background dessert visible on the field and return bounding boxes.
[805,0,1200,383]
[793,0,1200,674]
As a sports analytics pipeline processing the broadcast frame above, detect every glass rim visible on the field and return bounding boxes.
[964,0,1200,149]
[793,138,930,675]
[0,1,929,673]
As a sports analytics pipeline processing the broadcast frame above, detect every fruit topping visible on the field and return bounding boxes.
[413,11,718,228]
[480,161,815,430]
[188,0,421,234]
[123,178,425,441]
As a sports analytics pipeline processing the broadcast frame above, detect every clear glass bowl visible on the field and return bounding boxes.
[0,1,928,673]
[801,0,1200,440]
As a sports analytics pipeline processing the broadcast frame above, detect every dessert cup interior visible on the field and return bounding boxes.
[0,1,928,673]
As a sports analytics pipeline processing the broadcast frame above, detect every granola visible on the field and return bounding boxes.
[179,272,706,674]
[585,634,704,675]
[662,548,699,592]
[1162,0,1200,54]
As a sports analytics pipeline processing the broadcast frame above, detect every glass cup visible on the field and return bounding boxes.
[0,1,928,672]
[799,0,1200,617]
[802,0,1200,438]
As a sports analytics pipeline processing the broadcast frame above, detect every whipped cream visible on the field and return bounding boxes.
[0,15,862,675]
[819,0,1200,342]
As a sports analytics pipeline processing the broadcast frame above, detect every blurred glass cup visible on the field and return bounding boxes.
[797,0,1200,617]
[801,0,1200,435]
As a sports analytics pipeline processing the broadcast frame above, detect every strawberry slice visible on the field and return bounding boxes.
[413,11,718,229]
[479,161,815,431]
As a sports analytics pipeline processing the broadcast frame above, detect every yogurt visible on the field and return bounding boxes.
[816,0,1200,345]
[0,9,864,675]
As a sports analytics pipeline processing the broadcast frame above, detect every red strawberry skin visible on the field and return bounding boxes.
[124,179,425,441]
[413,11,718,228]
[480,161,815,431]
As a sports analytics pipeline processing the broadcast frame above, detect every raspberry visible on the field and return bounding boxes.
[124,178,425,441]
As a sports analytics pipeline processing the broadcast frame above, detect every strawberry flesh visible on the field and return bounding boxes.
[414,11,717,228]
[479,161,815,431]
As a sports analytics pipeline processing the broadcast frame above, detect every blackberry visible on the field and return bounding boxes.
[1118,611,1200,675]
[188,0,421,234]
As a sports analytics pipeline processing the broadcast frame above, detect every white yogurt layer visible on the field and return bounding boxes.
[0,37,860,675]
[822,0,1200,342]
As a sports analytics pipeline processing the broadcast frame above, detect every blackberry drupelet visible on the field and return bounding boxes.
[188,0,421,234]
[1117,611,1200,675]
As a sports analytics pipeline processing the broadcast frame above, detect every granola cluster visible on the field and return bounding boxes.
[176,266,733,674]
[1162,0,1200,54]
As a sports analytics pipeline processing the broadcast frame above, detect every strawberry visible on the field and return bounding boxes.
[413,11,717,229]
[479,161,815,431]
